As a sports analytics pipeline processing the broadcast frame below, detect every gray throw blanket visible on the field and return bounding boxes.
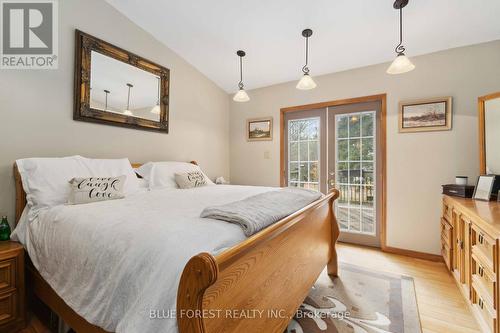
[200,188,322,236]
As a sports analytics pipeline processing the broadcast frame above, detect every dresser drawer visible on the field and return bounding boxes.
[472,282,496,333]
[441,218,452,247]
[472,253,495,308]
[471,225,496,272]
[442,241,452,271]
[0,259,15,293]
[442,198,452,222]
[0,291,17,326]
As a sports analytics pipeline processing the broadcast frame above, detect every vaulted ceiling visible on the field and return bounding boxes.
[107,0,500,92]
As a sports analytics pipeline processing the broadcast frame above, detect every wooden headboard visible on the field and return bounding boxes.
[13,160,198,225]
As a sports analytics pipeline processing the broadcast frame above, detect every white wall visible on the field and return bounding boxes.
[0,0,230,225]
[229,40,500,255]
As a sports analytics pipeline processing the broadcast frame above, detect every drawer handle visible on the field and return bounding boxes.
[479,233,485,244]
[478,265,484,277]
[479,298,484,309]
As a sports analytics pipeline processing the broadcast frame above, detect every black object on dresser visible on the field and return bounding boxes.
[442,184,475,198]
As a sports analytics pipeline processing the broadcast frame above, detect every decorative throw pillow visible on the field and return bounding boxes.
[67,176,126,205]
[175,171,208,189]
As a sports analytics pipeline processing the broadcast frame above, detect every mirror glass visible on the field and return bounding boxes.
[485,97,500,174]
[90,51,161,122]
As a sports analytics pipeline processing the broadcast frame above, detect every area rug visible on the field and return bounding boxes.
[286,263,422,333]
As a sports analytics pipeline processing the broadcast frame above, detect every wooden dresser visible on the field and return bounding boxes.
[441,195,500,333]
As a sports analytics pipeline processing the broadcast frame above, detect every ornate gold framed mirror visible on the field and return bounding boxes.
[478,91,500,175]
[74,30,170,133]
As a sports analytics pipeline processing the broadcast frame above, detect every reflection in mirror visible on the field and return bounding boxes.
[90,51,160,122]
[485,97,500,174]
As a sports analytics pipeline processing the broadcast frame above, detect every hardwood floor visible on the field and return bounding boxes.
[337,242,480,333]
[19,315,51,333]
[19,242,480,333]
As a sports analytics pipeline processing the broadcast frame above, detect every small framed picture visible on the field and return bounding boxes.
[247,117,273,141]
[399,97,452,133]
[473,175,495,201]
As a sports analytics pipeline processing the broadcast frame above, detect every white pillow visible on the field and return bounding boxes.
[16,156,139,218]
[136,161,213,189]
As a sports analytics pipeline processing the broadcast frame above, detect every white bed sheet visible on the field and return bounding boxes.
[22,185,275,333]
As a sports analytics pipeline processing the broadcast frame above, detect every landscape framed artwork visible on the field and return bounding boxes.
[247,117,273,141]
[399,97,452,133]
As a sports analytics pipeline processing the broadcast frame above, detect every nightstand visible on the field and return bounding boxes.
[0,242,25,333]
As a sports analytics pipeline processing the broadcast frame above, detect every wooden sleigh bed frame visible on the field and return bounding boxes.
[13,161,340,333]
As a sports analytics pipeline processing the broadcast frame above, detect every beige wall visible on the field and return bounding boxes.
[0,0,230,225]
[229,40,500,255]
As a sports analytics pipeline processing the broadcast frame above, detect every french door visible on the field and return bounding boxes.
[282,98,384,247]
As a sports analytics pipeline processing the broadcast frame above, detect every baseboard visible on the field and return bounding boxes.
[382,245,443,262]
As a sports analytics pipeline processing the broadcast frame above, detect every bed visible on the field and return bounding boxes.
[13,161,340,333]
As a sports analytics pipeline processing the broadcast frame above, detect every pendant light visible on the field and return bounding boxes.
[150,77,161,115]
[233,50,250,102]
[296,29,317,90]
[123,83,133,115]
[104,89,110,111]
[387,0,415,74]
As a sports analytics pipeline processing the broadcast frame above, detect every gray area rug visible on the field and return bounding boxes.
[286,263,422,333]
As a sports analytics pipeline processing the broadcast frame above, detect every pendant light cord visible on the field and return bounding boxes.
[302,36,310,74]
[126,84,131,110]
[395,7,406,55]
[238,56,244,89]
[104,90,109,110]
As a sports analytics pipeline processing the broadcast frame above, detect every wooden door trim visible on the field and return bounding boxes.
[280,94,387,248]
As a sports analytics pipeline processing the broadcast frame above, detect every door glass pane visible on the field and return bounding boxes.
[349,116,361,137]
[349,139,361,160]
[362,209,374,233]
[337,117,348,138]
[362,138,374,160]
[309,162,319,182]
[335,111,376,235]
[361,113,374,136]
[337,139,348,161]
[288,118,320,191]
[289,162,299,181]
[290,142,298,161]
[362,162,374,185]
[309,141,319,160]
[337,162,348,183]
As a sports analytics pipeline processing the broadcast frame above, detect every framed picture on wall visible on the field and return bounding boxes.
[399,97,452,133]
[247,117,273,141]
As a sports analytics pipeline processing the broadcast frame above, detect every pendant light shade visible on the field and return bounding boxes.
[387,54,415,74]
[387,0,414,75]
[124,83,134,115]
[233,50,249,102]
[233,89,250,102]
[296,74,317,90]
[297,29,317,90]
[151,77,161,114]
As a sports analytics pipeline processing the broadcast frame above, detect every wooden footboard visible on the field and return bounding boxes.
[177,189,340,333]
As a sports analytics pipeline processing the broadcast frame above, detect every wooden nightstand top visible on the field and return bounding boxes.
[0,241,23,255]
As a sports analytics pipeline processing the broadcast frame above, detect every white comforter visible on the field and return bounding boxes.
[22,185,275,333]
